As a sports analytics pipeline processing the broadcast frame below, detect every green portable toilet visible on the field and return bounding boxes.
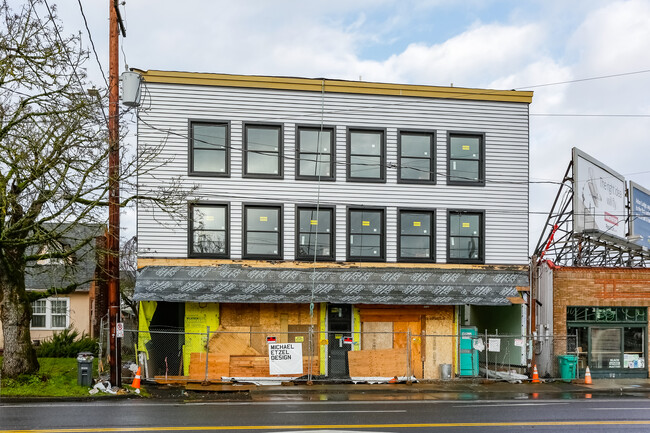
[460,326,479,377]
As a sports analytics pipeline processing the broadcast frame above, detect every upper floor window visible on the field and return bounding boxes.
[348,208,384,261]
[244,205,282,259]
[347,129,385,182]
[31,298,69,329]
[448,210,484,263]
[189,204,228,257]
[296,127,335,180]
[189,121,229,176]
[296,207,334,260]
[244,124,282,178]
[399,210,435,261]
[398,131,435,183]
[448,133,484,185]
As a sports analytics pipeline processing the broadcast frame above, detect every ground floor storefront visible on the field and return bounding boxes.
[133,261,529,382]
[547,266,650,379]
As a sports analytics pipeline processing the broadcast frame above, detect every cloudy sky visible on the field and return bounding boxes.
[23,0,650,253]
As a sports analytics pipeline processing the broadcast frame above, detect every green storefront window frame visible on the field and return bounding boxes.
[567,306,647,324]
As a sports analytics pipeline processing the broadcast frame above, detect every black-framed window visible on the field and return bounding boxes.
[296,126,335,180]
[244,205,282,259]
[189,204,228,257]
[348,208,384,261]
[448,133,484,185]
[296,207,334,260]
[399,210,435,261]
[244,124,282,178]
[347,129,385,182]
[189,121,229,176]
[398,131,435,183]
[447,210,484,263]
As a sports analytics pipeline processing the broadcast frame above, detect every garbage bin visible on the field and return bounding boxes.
[77,352,94,386]
[440,364,452,380]
[557,355,578,382]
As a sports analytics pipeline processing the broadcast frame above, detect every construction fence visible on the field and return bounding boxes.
[115,327,579,384]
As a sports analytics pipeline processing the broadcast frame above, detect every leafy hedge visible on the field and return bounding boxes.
[36,329,98,358]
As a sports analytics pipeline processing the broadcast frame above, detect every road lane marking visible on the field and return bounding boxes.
[5,420,650,432]
[454,403,568,407]
[588,407,650,410]
[279,410,406,414]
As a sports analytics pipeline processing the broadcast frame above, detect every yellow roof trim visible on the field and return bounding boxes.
[134,69,533,104]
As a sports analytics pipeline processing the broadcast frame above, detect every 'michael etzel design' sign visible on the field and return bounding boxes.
[268,343,303,375]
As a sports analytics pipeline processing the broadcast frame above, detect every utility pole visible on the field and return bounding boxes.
[108,0,126,386]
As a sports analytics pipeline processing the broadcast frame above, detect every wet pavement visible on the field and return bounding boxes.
[147,378,650,402]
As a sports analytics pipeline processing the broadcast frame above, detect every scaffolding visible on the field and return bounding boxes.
[535,160,650,268]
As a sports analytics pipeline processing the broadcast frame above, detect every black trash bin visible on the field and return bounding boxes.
[77,352,94,386]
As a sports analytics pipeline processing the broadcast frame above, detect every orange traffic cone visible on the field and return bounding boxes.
[132,366,142,394]
[531,365,540,383]
[584,366,592,385]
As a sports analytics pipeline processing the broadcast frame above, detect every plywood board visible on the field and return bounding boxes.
[220,304,260,327]
[189,352,230,381]
[229,355,318,377]
[361,322,393,350]
[250,326,276,355]
[279,313,289,343]
[424,309,455,379]
[347,348,407,377]
[258,304,315,327]
[288,325,317,356]
[393,321,422,378]
[153,375,188,384]
[208,326,260,356]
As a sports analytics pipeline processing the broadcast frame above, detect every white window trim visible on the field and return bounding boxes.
[31,297,70,330]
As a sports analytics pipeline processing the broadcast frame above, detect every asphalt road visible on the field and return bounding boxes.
[3,397,650,432]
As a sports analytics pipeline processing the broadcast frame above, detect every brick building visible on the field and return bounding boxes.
[536,263,650,378]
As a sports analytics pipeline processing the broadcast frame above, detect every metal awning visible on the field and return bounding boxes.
[133,264,528,306]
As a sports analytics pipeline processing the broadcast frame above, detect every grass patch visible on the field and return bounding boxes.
[1,357,100,397]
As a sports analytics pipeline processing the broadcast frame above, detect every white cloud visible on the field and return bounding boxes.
[29,0,650,251]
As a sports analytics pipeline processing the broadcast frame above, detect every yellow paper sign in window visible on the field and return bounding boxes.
[362,221,370,226]
[310,220,318,225]
[260,216,268,222]
[462,145,470,150]
[462,222,470,228]
[413,221,421,227]
[205,215,214,221]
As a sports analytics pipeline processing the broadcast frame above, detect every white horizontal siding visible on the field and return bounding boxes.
[137,82,529,264]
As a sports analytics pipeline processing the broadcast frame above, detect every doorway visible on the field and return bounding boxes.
[327,304,352,378]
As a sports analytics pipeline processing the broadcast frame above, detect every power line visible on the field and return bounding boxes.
[41,0,108,126]
[531,113,650,118]
[76,0,109,90]
[515,68,650,90]
[137,114,565,186]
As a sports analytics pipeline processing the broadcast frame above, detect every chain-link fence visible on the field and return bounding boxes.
[118,327,581,384]
[97,314,109,381]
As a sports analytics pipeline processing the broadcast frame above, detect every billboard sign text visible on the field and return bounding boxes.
[572,148,626,239]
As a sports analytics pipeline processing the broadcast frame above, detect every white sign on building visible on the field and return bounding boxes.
[268,343,303,375]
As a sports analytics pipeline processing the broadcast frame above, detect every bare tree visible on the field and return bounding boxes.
[119,235,138,317]
[0,1,187,377]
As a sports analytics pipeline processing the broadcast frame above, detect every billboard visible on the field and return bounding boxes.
[572,148,626,239]
[630,181,650,248]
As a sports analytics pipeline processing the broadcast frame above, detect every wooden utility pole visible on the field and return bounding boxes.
[108,0,125,386]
